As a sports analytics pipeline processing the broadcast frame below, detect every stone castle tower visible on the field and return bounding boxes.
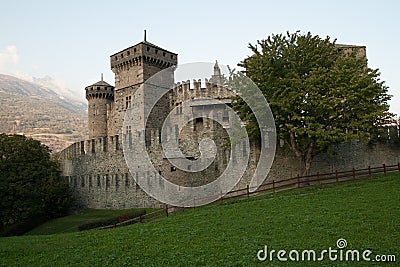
[86,32,178,140]
[85,76,114,139]
[107,34,177,138]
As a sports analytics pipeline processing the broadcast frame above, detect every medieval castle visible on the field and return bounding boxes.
[59,36,400,209]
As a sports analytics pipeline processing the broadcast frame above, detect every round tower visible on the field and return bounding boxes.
[85,76,114,139]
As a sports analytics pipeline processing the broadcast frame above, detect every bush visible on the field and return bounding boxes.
[78,209,146,231]
[0,134,72,237]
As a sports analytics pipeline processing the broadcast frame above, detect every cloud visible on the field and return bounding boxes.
[0,45,31,80]
[0,45,19,70]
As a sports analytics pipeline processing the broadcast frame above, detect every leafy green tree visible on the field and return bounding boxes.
[234,31,393,176]
[0,134,72,236]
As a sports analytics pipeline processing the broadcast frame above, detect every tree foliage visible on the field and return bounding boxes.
[234,31,393,175]
[0,134,72,236]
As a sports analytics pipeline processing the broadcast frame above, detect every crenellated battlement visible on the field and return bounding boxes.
[110,41,177,74]
[60,134,122,159]
[170,78,235,105]
[85,80,114,101]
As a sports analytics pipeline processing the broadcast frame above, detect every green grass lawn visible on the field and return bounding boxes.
[1,172,399,266]
[25,208,155,235]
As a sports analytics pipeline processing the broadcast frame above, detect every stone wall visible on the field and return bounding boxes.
[265,141,400,183]
[59,137,162,209]
[59,133,400,209]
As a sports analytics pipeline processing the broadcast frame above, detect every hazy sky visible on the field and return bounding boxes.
[0,0,399,116]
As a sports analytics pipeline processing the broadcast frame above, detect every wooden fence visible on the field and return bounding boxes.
[96,162,400,230]
[222,162,400,200]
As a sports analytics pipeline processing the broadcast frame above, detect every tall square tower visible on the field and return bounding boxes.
[107,36,177,136]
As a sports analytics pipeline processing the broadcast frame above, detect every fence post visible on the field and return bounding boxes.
[383,163,386,175]
[335,170,338,183]
[139,215,142,223]
[246,185,249,198]
[165,205,169,217]
[272,180,275,193]
[368,165,371,178]
[352,168,355,180]
[297,174,300,188]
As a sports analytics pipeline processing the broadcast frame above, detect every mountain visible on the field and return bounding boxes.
[0,74,88,152]
[32,75,85,102]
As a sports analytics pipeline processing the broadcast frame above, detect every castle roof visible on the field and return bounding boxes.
[335,43,366,48]
[90,80,113,87]
[110,40,177,57]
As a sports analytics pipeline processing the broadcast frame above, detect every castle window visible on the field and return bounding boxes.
[115,56,117,60]
[147,47,150,51]
[126,126,132,148]
[155,49,158,54]
[125,173,129,187]
[163,52,166,57]
[194,118,203,131]
[91,139,95,153]
[171,166,176,172]
[103,137,107,152]
[105,174,110,188]
[115,135,119,150]
[125,96,132,109]
[134,48,137,53]
[97,175,101,187]
[127,50,130,56]
[80,141,85,155]
[115,174,119,187]
[88,175,92,187]
[81,176,85,187]
[121,53,124,58]
[170,55,173,59]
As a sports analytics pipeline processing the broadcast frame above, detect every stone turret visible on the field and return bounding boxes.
[85,75,114,139]
[210,60,223,85]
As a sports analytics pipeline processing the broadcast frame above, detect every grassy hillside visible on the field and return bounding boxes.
[24,208,153,235]
[1,173,399,266]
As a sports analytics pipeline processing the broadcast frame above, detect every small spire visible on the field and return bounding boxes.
[101,73,103,81]
[214,60,221,76]
[144,29,147,42]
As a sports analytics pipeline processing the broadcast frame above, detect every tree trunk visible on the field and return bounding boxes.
[303,138,315,176]
[288,132,315,179]
[296,139,315,184]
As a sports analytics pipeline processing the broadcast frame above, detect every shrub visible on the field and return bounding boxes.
[78,209,146,231]
[0,134,72,237]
